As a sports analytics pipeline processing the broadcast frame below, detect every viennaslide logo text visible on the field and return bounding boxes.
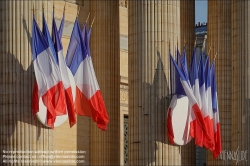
[219,146,248,165]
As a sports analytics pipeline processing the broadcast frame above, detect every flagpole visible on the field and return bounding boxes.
[53,2,55,13]
[207,46,212,56]
[91,16,95,28]
[184,37,186,55]
[32,2,35,15]
[86,12,90,23]
[201,38,206,53]
[169,39,173,99]
[214,52,217,62]
[76,6,80,18]
[177,36,178,51]
[64,1,66,14]
[184,37,186,47]
[194,37,197,48]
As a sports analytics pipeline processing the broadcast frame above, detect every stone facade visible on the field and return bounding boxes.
[207,1,232,165]
[0,0,250,166]
[128,1,195,165]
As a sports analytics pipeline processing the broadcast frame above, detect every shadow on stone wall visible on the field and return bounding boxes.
[0,17,53,143]
[132,50,196,165]
[131,50,177,165]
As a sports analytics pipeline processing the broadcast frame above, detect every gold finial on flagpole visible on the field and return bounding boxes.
[53,2,55,12]
[201,38,206,52]
[91,16,95,27]
[86,12,90,23]
[76,6,80,17]
[184,37,186,47]
[207,46,212,55]
[214,52,217,62]
[42,2,44,11]
[194,37,197,48]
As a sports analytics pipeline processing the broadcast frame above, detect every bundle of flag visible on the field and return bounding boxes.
[32,13,66,128]
[167,47,222,158]
[65,16,109,131]
[31,6,109,130]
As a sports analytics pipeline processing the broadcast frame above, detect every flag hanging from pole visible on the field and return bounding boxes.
[32,11,62,118]
[169,54,211,144]
[187,49,203,146]
[52,12,76,128]
[204,57,215,151]
[32,16,66,128]
[198,55,214,149]
[66,18,109,130]
[167,51,186,145]
[211,61,222,158]
[41,11,67,125]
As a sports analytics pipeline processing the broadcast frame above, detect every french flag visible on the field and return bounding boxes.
[205,57,215,151]
[32,11,68,124]
[198,55,214,149]
[167,51,187,144]
[178,48,194,143]
[83,21,107,129]
[188,49,203,146]
[66,18,109,130]
[52,12,76,128]
[169,54,210,144]
[211,61,222,158]
[32,11,57,117]
[32,16,66,128]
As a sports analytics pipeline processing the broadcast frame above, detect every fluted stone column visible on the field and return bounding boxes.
[180,1,196,165]
[0,1,53,165]
[180,1,195,65]
[207,1,232,165]
[128,1,195,165]
[231,1,250,165]
[89,1,120,165]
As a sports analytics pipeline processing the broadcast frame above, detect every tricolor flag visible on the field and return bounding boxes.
[32,11,58,117]
[198,55,213,149]
[169,54,211,143]
[211,61,222,158]
[66,18,109,130]
[205,57,215,151]
[31,12,62,118]
[178,48,193,143]
[167,51,186,144]
[32,16,66,128]
[52,12,76,128]
[188,49,203,146]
